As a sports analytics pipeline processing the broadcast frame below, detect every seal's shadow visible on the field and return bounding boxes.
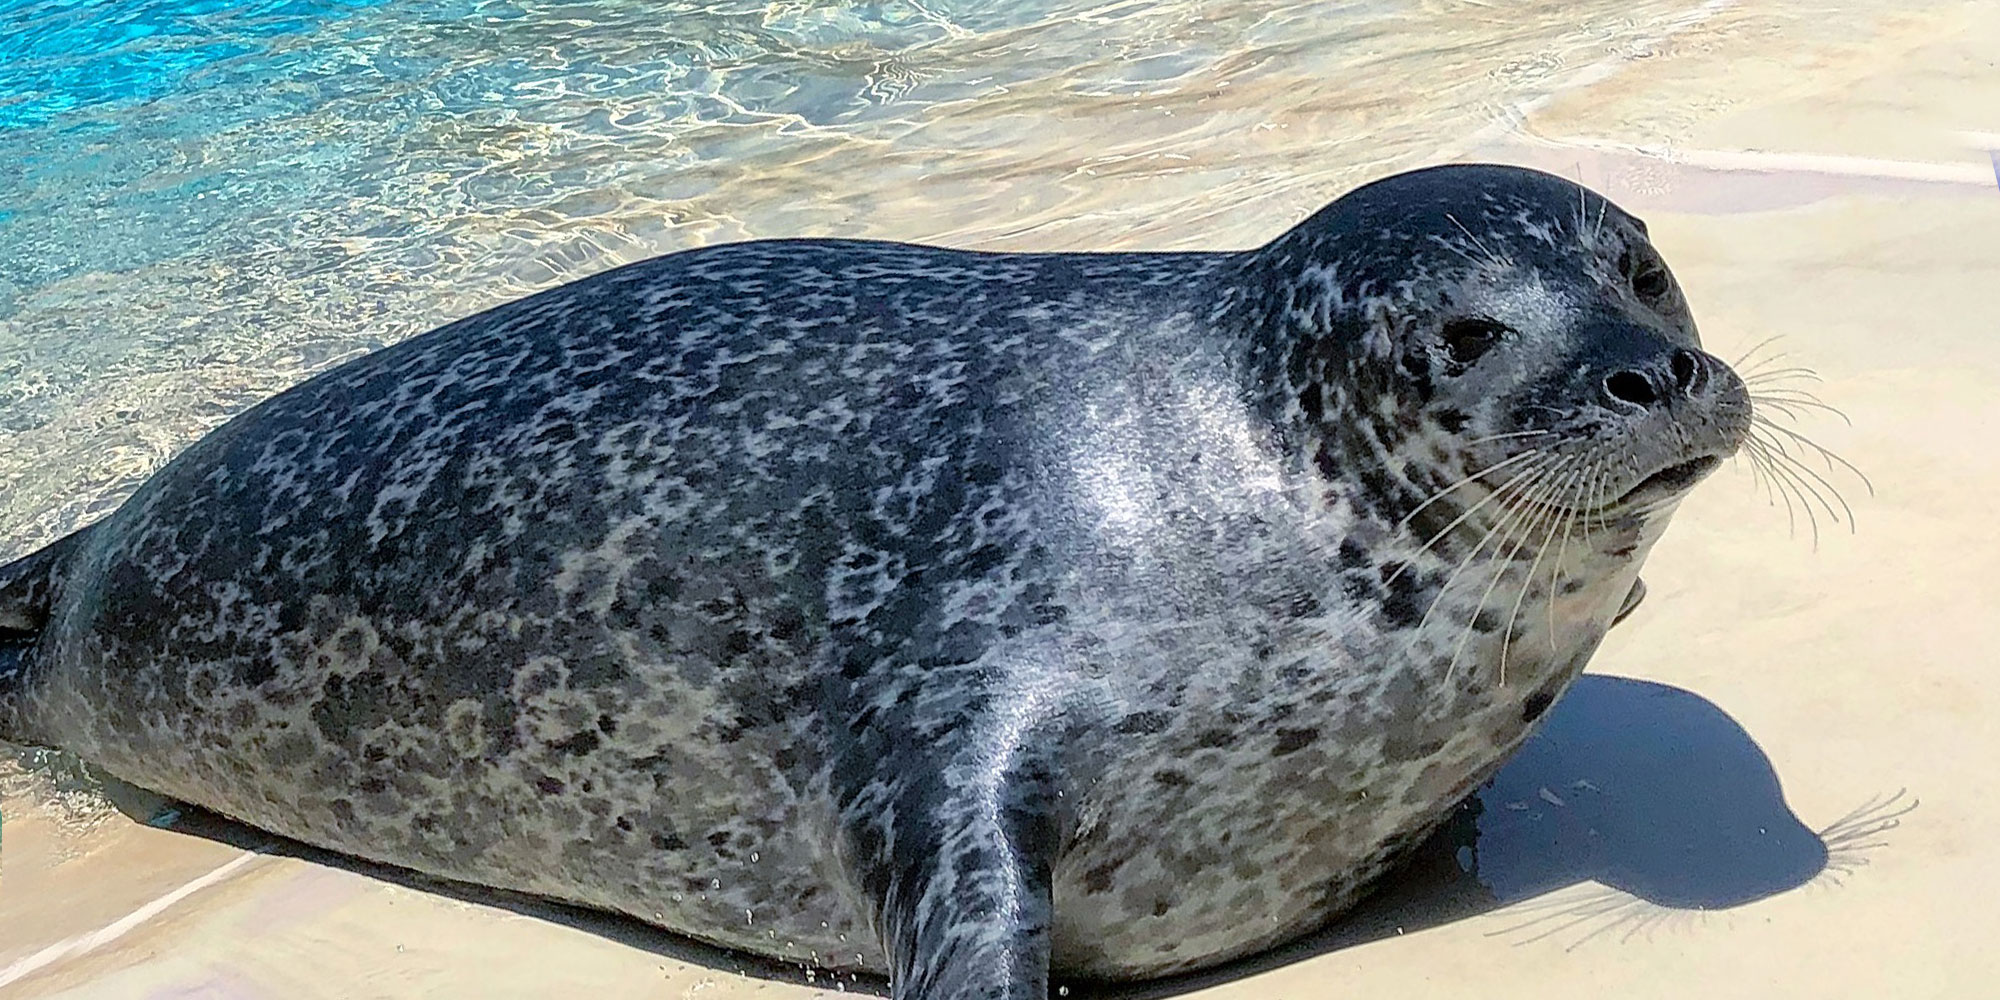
[99,675,1875,997]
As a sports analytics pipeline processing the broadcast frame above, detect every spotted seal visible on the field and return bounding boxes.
[0,164,1748,998]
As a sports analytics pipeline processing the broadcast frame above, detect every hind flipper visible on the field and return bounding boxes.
[0,527,93,636]
[1,526,95,740]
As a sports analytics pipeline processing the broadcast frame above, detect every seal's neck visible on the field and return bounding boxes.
[1208,244,1437,530]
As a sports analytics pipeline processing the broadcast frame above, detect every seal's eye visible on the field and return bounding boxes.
[1620,247,1672,303]
[1632,266,1671,301]
[1441,318,1508,365]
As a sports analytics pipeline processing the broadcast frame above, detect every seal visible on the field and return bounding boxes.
[0,164,1749,998]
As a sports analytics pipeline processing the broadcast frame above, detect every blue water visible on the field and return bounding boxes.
[1,0,1040,130]
[1,0,386,129]
[0,0,1070,298]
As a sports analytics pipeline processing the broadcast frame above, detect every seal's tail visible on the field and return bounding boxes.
[0,527,92,743]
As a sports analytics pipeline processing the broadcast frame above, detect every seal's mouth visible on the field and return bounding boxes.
[1612,454,1723,506]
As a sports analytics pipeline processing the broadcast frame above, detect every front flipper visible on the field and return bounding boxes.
[1612,576,1647,626]
[828,659,1063,1000]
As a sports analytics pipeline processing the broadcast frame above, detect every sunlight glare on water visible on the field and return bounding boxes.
[1,0,1745,550]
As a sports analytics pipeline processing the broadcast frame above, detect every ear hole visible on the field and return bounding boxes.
[1441,318,1509,365]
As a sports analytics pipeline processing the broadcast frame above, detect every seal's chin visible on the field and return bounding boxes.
[1611,454,1724,508]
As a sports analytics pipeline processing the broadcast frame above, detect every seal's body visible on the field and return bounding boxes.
[0,165,1748,998]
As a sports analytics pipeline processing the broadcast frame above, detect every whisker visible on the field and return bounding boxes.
[1386,453,1553,587]
[1546,457,1593,650]
[1729,334,1788,371]
[1747,384,1837,401]
[1503,461,1585,681]
[1768,446,1856,528]
[1751,426,1859,528]
[1735,347,1800,378]
[1573,166,1589,250]
[1751,418,1874,495]
[1405,459,1557,668]
[1746,437,1825,545]
[1738,443,1775,508]
[1463,428,1555,446]
[1745,440,1805,538]
[1445,212,1507,268]
[1749,393,1853,426]
[1492,463,1577,682]
[1433,236,1493,270]
[1588,459,1616,536]
[1396,450,1546,534]
[1449,459,1573,686]
[1742,365,1823,386]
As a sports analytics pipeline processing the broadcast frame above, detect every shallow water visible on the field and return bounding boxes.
[0,0,1770,554]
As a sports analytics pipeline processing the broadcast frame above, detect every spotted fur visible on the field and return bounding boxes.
[0,164,1748,998]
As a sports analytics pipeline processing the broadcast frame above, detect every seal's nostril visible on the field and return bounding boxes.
[1604,370,1658,407]
[1671,350,1702,394]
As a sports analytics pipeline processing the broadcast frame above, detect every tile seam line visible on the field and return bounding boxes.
[0,846,266,992]
[1506,132,1997,185]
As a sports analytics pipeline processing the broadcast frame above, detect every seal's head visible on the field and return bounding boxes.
[1249,163,1750,530]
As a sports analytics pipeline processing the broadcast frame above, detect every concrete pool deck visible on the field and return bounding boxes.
[5,2,1997,997]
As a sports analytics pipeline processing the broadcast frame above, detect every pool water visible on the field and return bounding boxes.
[0,0,1762,549]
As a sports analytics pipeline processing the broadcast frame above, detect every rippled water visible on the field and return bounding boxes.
[0,0,1774,555]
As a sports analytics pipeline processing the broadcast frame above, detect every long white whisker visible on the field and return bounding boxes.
[1546,456,1594,651]
[1386,452,1552,587]
[1463,428,1555,446]
[1396,450,1546,533]
[1730,334,1786,371]
[1449,460,1572,686]
[1749,436,1827,546]
[1445,211,1506,267]
[1749,393,1853,426]
[1502,460,1583,683]
[1403,458,1557,664]
[1742,365,1822,385]
[1751,418,1874,495]
[1744,439,1801,537]
[1755,437,1857,532]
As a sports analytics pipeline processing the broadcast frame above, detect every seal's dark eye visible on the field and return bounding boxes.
[1633,266,1671,301]
[1441,318,1507,365]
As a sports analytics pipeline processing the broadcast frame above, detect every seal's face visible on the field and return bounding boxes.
[1273,164,1751,527]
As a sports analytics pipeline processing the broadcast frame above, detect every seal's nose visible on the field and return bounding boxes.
[1602,349,1710,411]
